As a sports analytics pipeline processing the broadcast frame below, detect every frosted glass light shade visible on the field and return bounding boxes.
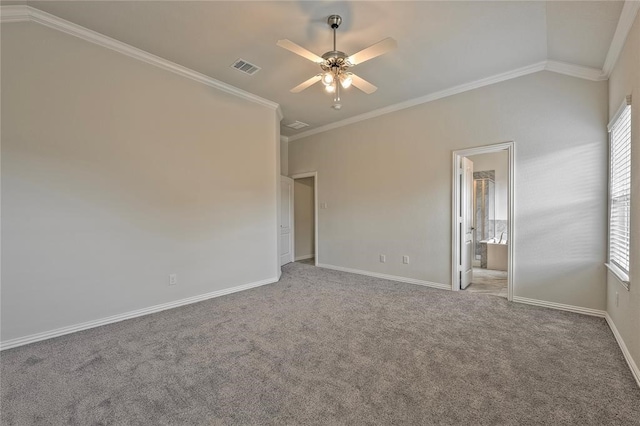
[322,72,334,85]
[340,73,352,89]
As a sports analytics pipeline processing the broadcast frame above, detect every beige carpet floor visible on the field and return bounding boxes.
[1,262,639,425]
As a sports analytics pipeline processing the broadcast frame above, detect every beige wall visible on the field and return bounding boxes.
[294,177,315,259]
[1,22,279,342]
[290,71,608,310]
[607,12,640,376]
[467,151,508,221]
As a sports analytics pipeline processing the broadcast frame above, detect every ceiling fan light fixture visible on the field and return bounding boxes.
[321,72,334,86]
[277,14,396,105]
[340,73,353,89]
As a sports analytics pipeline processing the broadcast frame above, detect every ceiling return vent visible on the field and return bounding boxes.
[285,121,309,130]
[230,58,261,76]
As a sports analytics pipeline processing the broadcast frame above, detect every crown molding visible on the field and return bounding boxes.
[289,61,547,142]
[288,59,610,142]
[0,4,29,22]
[0,5,281,113]
[544,60,606,81]
[3,3,624,140]
[280,135,289,143]
[603,0,640,77]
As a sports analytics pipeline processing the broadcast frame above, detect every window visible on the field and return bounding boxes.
[607,95,631,288]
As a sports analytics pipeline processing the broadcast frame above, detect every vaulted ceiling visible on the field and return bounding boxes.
[7,1,628,137]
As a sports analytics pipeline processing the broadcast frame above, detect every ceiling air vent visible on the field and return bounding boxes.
[231,58,261,76]
[285,121,309,130]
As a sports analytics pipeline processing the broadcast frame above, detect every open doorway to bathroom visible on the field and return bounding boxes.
[452,142,514,300]
[292,172,318,266]
[466,151,508,297]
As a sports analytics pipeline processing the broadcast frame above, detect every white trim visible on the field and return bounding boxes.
[606,263,630,290]
[451,142,515,301]
[4,3,622,139]
[507,143,515,301]
[512,296,605,317]
[287,60,608,142]
[0,5,280,113]
[605,313,640,388]
[291,171,319,267]
[295,254,314,261]
[608,95,633,131]
[288,62,547,142]
[318,263,450,291]
[0,4,29,22]
[280,135,289,144]
[280,175,295,266]
[451,141,515,157]
[0,276,278,351]
[603,0,640,77]
[544,60,606,82]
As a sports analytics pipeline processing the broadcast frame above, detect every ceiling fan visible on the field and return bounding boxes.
[277,15,397,109]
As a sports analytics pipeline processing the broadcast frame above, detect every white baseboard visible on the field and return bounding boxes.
[295,254,314,261]
[605,313,640,388]
[512,296,606,317]
[512,297,638,389]
[317,263,450,290]
[0,276,278,351]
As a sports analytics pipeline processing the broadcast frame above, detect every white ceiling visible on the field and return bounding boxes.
[15,1,626,136]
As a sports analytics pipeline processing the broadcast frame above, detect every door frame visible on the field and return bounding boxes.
[280,175,295,266]
[451,141,515,301]
[460,156,474,290]
[291,171,319,266]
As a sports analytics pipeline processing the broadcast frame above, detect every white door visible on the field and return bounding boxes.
[460,157,474,289]
[280,176,294,266]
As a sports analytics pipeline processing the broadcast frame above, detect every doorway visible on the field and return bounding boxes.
[291,172,318,266]
[280,176,294,266]
[452,142,514,300]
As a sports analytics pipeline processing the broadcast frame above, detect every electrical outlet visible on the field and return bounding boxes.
[403,256,410,264]
[169,274,177,286]
[616,292,619,307]
[380,254,386,263]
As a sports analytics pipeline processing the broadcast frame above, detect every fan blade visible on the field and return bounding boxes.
[291,75,322,93]
[348,37,397,66]
[277,39,324,64]
[350,74,378,94]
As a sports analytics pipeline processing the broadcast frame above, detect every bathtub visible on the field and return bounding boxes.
[486,239,508,271]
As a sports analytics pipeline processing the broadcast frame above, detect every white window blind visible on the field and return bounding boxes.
[608,96,631,283]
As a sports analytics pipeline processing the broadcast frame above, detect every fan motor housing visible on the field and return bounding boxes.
[321,51,351,72]
[321,50,347,61]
